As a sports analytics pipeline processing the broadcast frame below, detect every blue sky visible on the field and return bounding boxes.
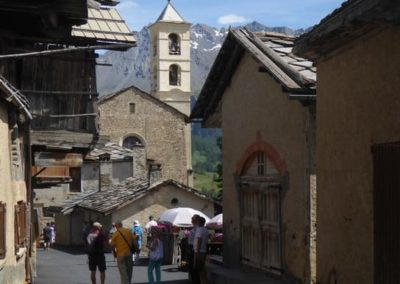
[116,0,345,31]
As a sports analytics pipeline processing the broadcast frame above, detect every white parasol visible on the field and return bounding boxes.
[159,207,210,227]
[206,213,223,229]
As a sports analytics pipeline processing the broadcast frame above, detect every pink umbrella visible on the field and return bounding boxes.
[206,213,223,229]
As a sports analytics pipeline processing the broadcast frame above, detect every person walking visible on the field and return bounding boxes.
[145,215,158,243]
[50,222,56,246]
[193,217,209,284]
[110,221,135,284]
[147,226,163,284]
[43,223,52,250]
[86,222,107,284]
[188,214,200,282]
[109,223,117,262]
[131,220,143,263]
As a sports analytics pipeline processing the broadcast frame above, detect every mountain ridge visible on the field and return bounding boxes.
[96,21,309,97]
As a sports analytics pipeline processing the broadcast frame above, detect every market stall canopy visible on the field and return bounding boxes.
[159,207,210,228]
[206,213,223,230]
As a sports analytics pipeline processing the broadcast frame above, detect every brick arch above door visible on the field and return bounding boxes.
[236,131,287,176]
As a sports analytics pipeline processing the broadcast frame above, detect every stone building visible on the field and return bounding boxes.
[98,85,190,185]
[293,1,400,283]
[191,29,316,283]
[55,178,216,247]
[99,1,193,186]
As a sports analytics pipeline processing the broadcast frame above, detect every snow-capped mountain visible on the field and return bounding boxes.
[96,21,307,96]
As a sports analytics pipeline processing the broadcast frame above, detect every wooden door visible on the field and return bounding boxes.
[241,184,282,274]
[373,142,400,283]
[69,167,81,192]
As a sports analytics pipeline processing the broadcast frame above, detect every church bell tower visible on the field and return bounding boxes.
[149,0,193,186]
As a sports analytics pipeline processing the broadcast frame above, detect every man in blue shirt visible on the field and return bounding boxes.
[131,220,143,263]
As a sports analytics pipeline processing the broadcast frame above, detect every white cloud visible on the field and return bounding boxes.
[218,14,247,25]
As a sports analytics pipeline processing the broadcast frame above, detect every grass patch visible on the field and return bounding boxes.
[194,172,220,199]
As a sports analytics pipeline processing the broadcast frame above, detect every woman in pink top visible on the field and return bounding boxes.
[147,226,164,284]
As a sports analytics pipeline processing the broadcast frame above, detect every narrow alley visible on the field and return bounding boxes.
[34,247,189,284]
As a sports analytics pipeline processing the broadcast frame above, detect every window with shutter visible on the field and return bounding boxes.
[14,201,26,250]
[0,202,6,259]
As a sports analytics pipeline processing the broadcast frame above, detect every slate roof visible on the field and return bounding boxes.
[191,28,316,126]
[0,75,31,120]
[293,0,400,60]
[85,142,133,161]
[72,7,135,46]
[63,178,215,215]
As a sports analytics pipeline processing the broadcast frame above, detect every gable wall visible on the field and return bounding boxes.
[98,89,188,184]
[113,184,214,230]
[221,52,312,281]
[315,26,400,284]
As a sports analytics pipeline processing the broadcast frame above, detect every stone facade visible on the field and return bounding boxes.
[98,86,190,185]
[56,182,215,247]
[148,2,193,186]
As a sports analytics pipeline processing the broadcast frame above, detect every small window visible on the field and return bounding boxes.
[123,136,143,149]
[0,202,6,259]
[171,198,179,205]
[169,64,181,86]
[257,151,265,176]
[168,33,181,55]
[14,201,26,250]
[129,103,135,114]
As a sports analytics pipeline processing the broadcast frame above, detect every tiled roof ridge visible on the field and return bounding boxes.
[252,31,296,40]
[237,28,315,88]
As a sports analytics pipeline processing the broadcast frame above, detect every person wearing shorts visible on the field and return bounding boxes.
[87,222,107,284]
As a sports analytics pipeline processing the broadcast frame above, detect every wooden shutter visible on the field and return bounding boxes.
[14,202,27,250]
[0,202,6,259]
[14,204,19,250]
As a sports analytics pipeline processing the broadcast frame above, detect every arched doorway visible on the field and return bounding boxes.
[236,136,287,274]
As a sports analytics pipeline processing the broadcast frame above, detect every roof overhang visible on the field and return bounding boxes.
[0,75,31,120]
[190,29,316,127]
[293,0,400,61]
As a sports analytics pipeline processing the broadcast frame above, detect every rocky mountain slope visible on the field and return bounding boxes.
[96,21,307,96]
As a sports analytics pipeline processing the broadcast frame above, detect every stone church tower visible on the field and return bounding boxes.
[148,1,193,186]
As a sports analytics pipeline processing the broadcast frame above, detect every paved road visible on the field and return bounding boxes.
[34,246,189,284]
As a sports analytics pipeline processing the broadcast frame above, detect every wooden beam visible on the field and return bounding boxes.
[34,152,83,167]
[0,43,135,60]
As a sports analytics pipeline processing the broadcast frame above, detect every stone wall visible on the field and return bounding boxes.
[98,87,189,185]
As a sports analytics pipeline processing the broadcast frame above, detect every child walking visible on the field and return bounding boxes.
[147,226,163,284]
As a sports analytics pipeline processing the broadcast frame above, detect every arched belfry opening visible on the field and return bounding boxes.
[168,33,181,55]
[169,64,181,86]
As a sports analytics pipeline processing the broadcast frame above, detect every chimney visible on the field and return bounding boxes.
[98,153,112,191]
[148,163,162,185]
[132,145,147,180]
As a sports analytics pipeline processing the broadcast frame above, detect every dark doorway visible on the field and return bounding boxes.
[373,142,400,283]
[69,167,81,192]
